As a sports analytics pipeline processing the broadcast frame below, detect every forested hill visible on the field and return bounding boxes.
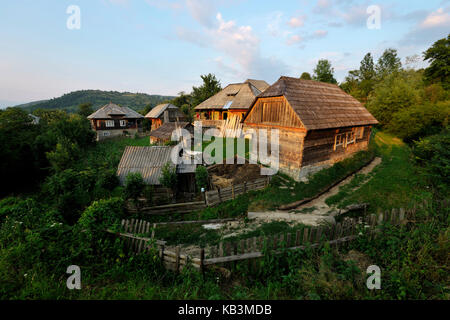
[15,90,175,113]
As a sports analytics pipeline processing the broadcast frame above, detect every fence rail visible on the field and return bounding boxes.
[205,177,271,206]
[110,206,418,273]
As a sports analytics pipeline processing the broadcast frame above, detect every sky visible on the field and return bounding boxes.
[0,0,449,107]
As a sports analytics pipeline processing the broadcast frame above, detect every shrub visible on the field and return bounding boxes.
[78,197,125,234]
[195,166,208,191]
[159,162,177,193]
[124,172,145,202]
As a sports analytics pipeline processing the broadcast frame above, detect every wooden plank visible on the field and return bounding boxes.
[295,230,301,246]
[175,246,180,272]
[303,228,309,244]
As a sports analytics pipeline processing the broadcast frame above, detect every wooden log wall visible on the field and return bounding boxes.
[302,126,372,167]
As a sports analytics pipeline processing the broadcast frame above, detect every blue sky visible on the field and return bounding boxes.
[0,0,449,106]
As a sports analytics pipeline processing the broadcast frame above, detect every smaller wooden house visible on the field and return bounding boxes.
[194,79,269,129]
[145,103,186,131]
[149,122,194,145]
[243,76,379,181]
[87,102,144,141]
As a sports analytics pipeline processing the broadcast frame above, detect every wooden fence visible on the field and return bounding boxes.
[127,201,207,215]
[205,177,271,206]
[110,206,416,273]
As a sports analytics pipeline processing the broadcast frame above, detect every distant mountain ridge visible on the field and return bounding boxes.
[15,90,175,113]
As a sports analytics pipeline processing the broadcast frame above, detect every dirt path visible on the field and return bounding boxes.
[247,157,382,226]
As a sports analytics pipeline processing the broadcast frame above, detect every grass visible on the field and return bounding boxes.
[326,130,431,212]
[199,136,251,161]
[74,135,151,171]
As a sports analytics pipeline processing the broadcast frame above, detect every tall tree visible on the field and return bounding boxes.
[376,48,402,78]
[191,74,222,107]
[423,34,450,88]
[300,72,312,80]
[77,103,93,118]
[313,59,337,84]
[359,53,375,81]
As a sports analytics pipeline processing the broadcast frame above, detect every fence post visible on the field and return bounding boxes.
[295,230,301,246]
[303,228,309,244]
[200,248,205,277]
[175,246,180,273]
[151,223,156,239]
[217,188,222,203]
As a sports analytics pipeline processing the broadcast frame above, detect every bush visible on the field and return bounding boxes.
[159,162,177,193]
[78,197,125,234]
[413,129,450,192]
[124,172,145,202]
[195,166,208,191]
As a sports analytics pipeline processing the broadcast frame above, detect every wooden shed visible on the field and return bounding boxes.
[149,122,194,145]
[145,103,186,131]
[242,76,378,181]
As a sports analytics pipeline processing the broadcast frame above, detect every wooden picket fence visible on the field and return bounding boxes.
[205,177,271,206]
[109,206,418,273]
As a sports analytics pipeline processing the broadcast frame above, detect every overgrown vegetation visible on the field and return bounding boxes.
[0,38,449,300]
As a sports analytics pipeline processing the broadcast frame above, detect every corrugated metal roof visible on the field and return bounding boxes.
[117,146,175,185]
[145,103,182,119]
[87,102,144,119]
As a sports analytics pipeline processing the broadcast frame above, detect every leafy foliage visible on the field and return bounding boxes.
[195,165,208,191]
[423,34,450,88]
[313,59,337,84]
[124,172,145,202]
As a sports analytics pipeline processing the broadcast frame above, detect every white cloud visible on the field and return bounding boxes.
[420,8,450,28]
[287,16,306,28]
[177,11,289,82]
[400,7,450,45]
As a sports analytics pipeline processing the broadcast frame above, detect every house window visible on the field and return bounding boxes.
[105,120,115,127]
[346,131,356,146]
[356,127,364,139]
[334,133,345,150]
[103,131,110,136]
[120,120,126,127]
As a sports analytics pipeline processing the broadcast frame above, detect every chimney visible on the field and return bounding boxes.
[164,110,169,123]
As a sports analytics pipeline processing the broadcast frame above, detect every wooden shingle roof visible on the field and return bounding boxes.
[195,79,269,111]
[87,102,144,120]
[116,146,175,185]
[149,122,191,141]
[253,76,378,130]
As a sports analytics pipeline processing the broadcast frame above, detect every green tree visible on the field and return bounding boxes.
[77,103,93,118]
[423,34,450,88]
[195,166,208,191]
[376,48,402,79]
[159,162,178,198]
[191,74,222,107]
[313,59,337,84]
[300,72,312,80]
[124,172,145,204]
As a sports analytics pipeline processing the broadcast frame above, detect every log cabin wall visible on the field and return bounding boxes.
[302,126,372,167]
[243,96,306,177]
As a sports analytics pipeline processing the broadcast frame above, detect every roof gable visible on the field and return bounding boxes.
[145,103,181,119]
[249,76,378,130]
[195,79,269,111]
[87,102,144,119]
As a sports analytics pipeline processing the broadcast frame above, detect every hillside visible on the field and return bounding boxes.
[15,90,175,113]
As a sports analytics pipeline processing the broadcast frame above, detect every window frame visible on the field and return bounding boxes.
[119,120,126,127]
[334,133,345,150]
[105,120,115,127]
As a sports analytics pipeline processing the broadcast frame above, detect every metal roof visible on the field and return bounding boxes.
[117,146,175,185]
[145,103,181,119]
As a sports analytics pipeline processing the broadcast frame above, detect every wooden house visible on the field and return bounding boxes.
[149,122,194,145]
[145,103,186,131]
[194,79,269,130]
[87,102,144,141]
[242,76,378,181]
